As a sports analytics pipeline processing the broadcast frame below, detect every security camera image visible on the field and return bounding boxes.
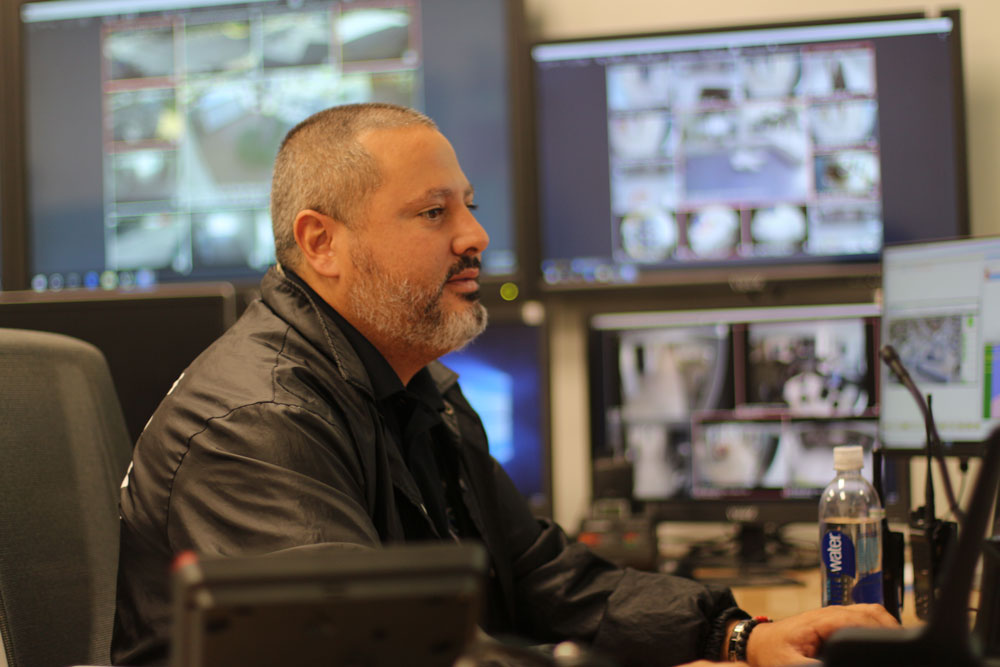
[112,150,177,203]
[814,150,880,197]
[107,214,188,272]
[887,315,974,384]
[684,104,811,203]
[609,111,672,160]
[809,99,879,147]
[338,7,413,64]
[616,326,731,424]
[798,48,876,98]
[617,210,679,263]
[807,202,882,255]
[184,21,253,74]
[685,205,741,258]
[747,318,869,415]
[184,81,290,188]
[611,163,679,216]
[191,210,257,269]
[607,61,672,110]
[262,12,332,68]
[750,204,808,255]
[105,26,175,80]
[110,89,179,145]
[741,51,800,100]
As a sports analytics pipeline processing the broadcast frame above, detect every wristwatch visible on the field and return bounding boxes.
[727,615,772,662]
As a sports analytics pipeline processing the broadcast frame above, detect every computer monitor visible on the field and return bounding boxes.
[531,12,968,290]
[4,0,527,292]
[170,543,486,667]
[880,236,1000,449]
[589,302,903,565]
[440,303,549,514]
[0,284,237,441]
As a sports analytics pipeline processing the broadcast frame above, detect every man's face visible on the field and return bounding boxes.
[340,125,490,359]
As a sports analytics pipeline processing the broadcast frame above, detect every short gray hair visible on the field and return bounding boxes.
[270,103,437,268]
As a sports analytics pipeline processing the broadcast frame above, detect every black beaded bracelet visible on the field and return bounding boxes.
[727,615,772,662]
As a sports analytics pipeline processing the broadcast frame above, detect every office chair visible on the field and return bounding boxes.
[0,328,134,667]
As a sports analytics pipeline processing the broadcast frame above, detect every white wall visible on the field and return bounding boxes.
[525,1,1000,530]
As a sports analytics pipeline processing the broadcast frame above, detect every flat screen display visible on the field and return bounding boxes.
[532,14,967,289]
[18,0,521,291]
[589,303,881,521]
[440,314,548,512]
[880,236,1000,447]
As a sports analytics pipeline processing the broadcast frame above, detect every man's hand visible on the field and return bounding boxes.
[745,604,899,666]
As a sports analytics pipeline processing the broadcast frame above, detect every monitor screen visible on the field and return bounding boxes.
[440,306,549,513]
[880,236,1000,447]
[0,284,237,441]
[532,13,967,289]
[15,0,523,291]
[588,302,884,523]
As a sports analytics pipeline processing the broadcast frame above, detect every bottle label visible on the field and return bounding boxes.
[821,520,883,606]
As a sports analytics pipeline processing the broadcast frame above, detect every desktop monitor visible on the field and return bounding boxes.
[440,303,549,514]
[5,0,527,292]
[588,302,903,564]
[531,12,968,290]
[170,543,486,667]
[0,284,237,441]
[880,236,1000,449]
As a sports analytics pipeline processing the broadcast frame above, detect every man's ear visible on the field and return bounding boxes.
[293,209,346,278]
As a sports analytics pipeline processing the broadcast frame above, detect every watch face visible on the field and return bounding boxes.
[619,209,678,263]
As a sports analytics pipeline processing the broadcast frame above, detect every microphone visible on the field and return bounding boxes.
[879,345,960,620]
[879,344,962,521]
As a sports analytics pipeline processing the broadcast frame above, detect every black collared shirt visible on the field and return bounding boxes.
[284,268,470,541]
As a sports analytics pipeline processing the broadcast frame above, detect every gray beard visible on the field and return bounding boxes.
[347,245,488,358]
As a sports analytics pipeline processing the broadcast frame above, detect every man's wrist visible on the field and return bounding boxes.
[727,616,772,662]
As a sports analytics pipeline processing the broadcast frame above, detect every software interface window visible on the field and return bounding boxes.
[881,239,1000,446]
[24,0,418,290]
[606,45,880,266]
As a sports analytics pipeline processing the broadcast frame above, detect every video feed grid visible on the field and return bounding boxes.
[605,41,882,268]
[98,1,421,279]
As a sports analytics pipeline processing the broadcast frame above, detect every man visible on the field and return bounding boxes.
[112,103,896,666]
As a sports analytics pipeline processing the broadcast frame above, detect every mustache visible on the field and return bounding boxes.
[445,255,481,281]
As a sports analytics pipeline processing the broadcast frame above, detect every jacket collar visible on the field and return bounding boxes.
[262,265,461,404]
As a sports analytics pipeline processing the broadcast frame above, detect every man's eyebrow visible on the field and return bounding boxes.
[402,186,476,208]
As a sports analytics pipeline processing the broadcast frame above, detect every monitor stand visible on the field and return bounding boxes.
[673,523,813,587]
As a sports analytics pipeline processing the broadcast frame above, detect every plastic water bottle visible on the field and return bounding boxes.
[819,445,884,606]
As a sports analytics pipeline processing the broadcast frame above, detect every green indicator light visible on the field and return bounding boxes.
[500,282,519,301]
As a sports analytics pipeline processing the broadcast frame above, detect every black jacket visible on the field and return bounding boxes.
[111,266,742,666]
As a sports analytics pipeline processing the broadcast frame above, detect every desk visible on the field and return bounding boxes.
[720,568,921,626]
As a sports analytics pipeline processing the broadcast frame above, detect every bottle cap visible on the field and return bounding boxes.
[833,445,864,471]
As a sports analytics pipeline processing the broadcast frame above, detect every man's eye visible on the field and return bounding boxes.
[421,208,445,221]
[467,203,478,211]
